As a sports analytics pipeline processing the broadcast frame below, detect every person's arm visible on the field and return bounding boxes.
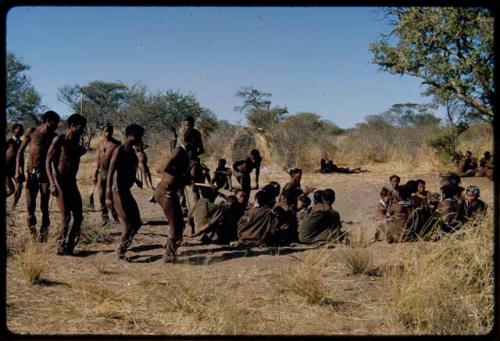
[46,136,62,197]
[196,130,205,156]
[94,141,101,185]
[105,146,121,209]
[15,130,32,181]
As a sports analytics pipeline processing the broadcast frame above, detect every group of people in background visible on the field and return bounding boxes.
[6,110,492,263]
[456,150,494,180]
[374,171,489,243]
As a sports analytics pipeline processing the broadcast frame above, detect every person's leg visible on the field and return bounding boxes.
[55,183,71,254]
[190,161,201,202]
[65,183,83,254]
[12,180,24,209]
[38,181,51,243]
[6,175,15,197]
[241,173,251,206]
[144,165,154,189]
[155,189,184,263]
[25,173,39,238]
[113,189,142,259]
[97,173,109,225]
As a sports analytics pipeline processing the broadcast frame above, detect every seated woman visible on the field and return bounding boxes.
[384,185,415,243]
[411,179,429,208]
[280,168,303,210]
[187,187,225,243]
[237,190,278,246]
[463,186,487,220]
[478,151,493,181]
[298,189,345,244]
[437,184,465,233]
[273,188,299,245]
[458,151,478,177]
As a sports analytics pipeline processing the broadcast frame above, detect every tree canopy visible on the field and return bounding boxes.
[6,52,42,125]
[370,7,494,124]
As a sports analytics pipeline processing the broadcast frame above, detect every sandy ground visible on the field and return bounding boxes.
[5,152,494,335]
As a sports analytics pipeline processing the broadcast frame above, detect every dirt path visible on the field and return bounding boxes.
[6,155,494,335]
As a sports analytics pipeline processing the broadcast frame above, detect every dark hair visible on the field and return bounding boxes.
[389,175,401,182]
[288,168,302,176]
[313,190,324,204]
[184,116,195,125]
[250,149,261,158]
[102,122,113,133]
[218,158,226,166]
[397,185,412,201]
[405,180,418,194]
[262,181,280,199]
[380,187,391,198]
[466,150,472,155]
[441,184,459,199]
[11,123,24,133]
[42,110,60,123]
[255,190,273,207]
[298,193,311,208]
[280,188,294,204]
[415,179,426,187]
[183,129,197,144]
[67,113,87,128]
[484,151,491,158]
[200,187,218,201]
[322,188,336,204]
[125,124,144,137]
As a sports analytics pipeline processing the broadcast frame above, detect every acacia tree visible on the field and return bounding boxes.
[234,86,287,130]
[370,7,494,124]
[6,52,42,125]
[58,81,129,147]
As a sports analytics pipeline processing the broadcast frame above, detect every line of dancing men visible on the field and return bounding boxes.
[6,110,491,263]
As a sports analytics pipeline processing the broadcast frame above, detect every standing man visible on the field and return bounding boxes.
[16,110,60,241]
[46,114,87,255]
[154,130,196,263]
[6,123,25,209]
[181,116,205,202]
[232,149,262,206]
[94,123,121,225]
[105,124,145,260]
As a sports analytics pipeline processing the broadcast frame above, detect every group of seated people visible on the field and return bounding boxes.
[374,173,487,243]
[187,167,348,247]
[456,150,494,180]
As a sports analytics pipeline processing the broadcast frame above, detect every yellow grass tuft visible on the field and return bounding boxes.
[385,215,493,335]
[16,240,52,285]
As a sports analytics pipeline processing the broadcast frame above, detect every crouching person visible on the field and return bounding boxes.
[106,124,145,260]
[298,189,346,245]
[46,114,87,255]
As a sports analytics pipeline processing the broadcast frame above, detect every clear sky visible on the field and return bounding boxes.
[7,6,436,128]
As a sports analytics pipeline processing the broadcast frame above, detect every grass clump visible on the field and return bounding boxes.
[340,237,373,275]
[17,240,51,285]
[385,215,493,334]
[79,222,113,245]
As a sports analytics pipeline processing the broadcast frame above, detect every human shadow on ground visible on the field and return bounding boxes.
[128,243,163,253]
[72,249,115,257]
[126,254,163,263]
[35,278,69,287]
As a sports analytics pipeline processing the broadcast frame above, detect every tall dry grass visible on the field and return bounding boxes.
[385,214,494,335]
[15,239,54,284]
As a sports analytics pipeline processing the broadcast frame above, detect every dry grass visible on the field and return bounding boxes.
[273,249,339,306]
[79,221,114,245]
[385,214,494,335]
[16,239,53,285]
[341,246,374,275]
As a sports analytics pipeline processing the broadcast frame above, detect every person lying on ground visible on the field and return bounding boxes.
[320,159,363,174]
[298,189,346,244]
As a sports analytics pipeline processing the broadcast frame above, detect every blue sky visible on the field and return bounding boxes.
[7,6,436,128]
